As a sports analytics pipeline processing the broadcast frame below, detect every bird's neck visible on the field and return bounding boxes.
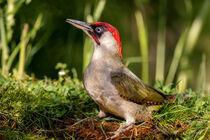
[91,45,122,69]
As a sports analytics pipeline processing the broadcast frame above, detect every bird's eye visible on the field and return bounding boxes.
[95,27,103,33]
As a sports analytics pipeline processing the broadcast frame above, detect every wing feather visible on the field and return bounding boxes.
[111,69,166,105]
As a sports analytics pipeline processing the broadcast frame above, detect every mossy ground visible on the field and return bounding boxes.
[0,74,209,139]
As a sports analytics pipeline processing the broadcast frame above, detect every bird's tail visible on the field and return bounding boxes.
[165,92,188,103]
[165,94,177,103]
[149,93,188,111]
[148,105,163,111]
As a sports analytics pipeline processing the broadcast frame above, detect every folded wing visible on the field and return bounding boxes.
[111,70,166,105]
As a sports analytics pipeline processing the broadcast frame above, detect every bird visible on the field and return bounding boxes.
[66,19,176,139]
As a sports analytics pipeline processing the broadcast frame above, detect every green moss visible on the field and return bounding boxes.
[0,76,209,139]
[0,75,97,139]
[154,83,210,139]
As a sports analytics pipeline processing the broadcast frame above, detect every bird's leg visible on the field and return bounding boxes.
[97,109,109,118]
[109,116,135,139]
[86,108,108,121]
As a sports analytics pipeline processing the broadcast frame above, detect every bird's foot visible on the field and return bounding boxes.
[108,123,134,139]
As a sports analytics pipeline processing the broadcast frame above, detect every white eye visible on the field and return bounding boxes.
[95,27,103,33]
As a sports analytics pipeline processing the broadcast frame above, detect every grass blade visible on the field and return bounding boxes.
[135,10,149,83]
[25,13,44,68]
[83,2,93,71]
[165,0,192,85]
[93,0,106,21]
[6,44,21,72]
[165,28,188,84]
[177,0,210,92]
[0,10,9,76]
[18,24,29,79]
[83,38,94,71]
[155,0,166,82]
[25,31,51,68]
[185,0,209,56]
[123,56,143,67]
[29,13,43,40]
[197,54,206,93]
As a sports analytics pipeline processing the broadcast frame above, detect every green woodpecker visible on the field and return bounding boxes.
[66,19,175,139]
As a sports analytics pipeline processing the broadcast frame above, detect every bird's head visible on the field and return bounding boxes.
[66,19,123,59]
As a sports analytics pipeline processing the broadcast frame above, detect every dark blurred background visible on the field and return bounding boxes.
[1,0,210,91]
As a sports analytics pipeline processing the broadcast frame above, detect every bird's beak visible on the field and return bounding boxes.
[66,19,100,45]
[66,19,93,32]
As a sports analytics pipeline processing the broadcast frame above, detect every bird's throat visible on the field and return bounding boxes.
[90,32,100,45]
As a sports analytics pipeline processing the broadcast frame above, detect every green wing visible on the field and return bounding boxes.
[111,71,166,105]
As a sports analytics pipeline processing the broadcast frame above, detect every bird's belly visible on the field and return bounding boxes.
[84,78,125,117]
[102,96,153,121]
[84,80,153,121]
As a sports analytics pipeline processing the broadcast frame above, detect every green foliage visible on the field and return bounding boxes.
[134,0,209,91]
[155,0,166,82]
[135,10,149,83]
[0,73,209,139]
[197,54,206,93]
[123,56,143,67]
[176,0,210,92]
[153,83,210,139]
[0,73,97,139]
[0,0,43,78]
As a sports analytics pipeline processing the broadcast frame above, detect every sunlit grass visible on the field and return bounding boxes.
[135,10,149,83]
[0,1,43,79]
[133,0,209,93]
[155,0,166,82]
[0,9,9,76]
[177,0,210,91]
[18,24,29,79]
[197,54,206,93]
[165,28,189,85]
[0,71,97,139]
[0,73,209,139]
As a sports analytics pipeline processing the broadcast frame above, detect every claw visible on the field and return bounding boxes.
[107,115,135,139]
[108,122,134,139]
